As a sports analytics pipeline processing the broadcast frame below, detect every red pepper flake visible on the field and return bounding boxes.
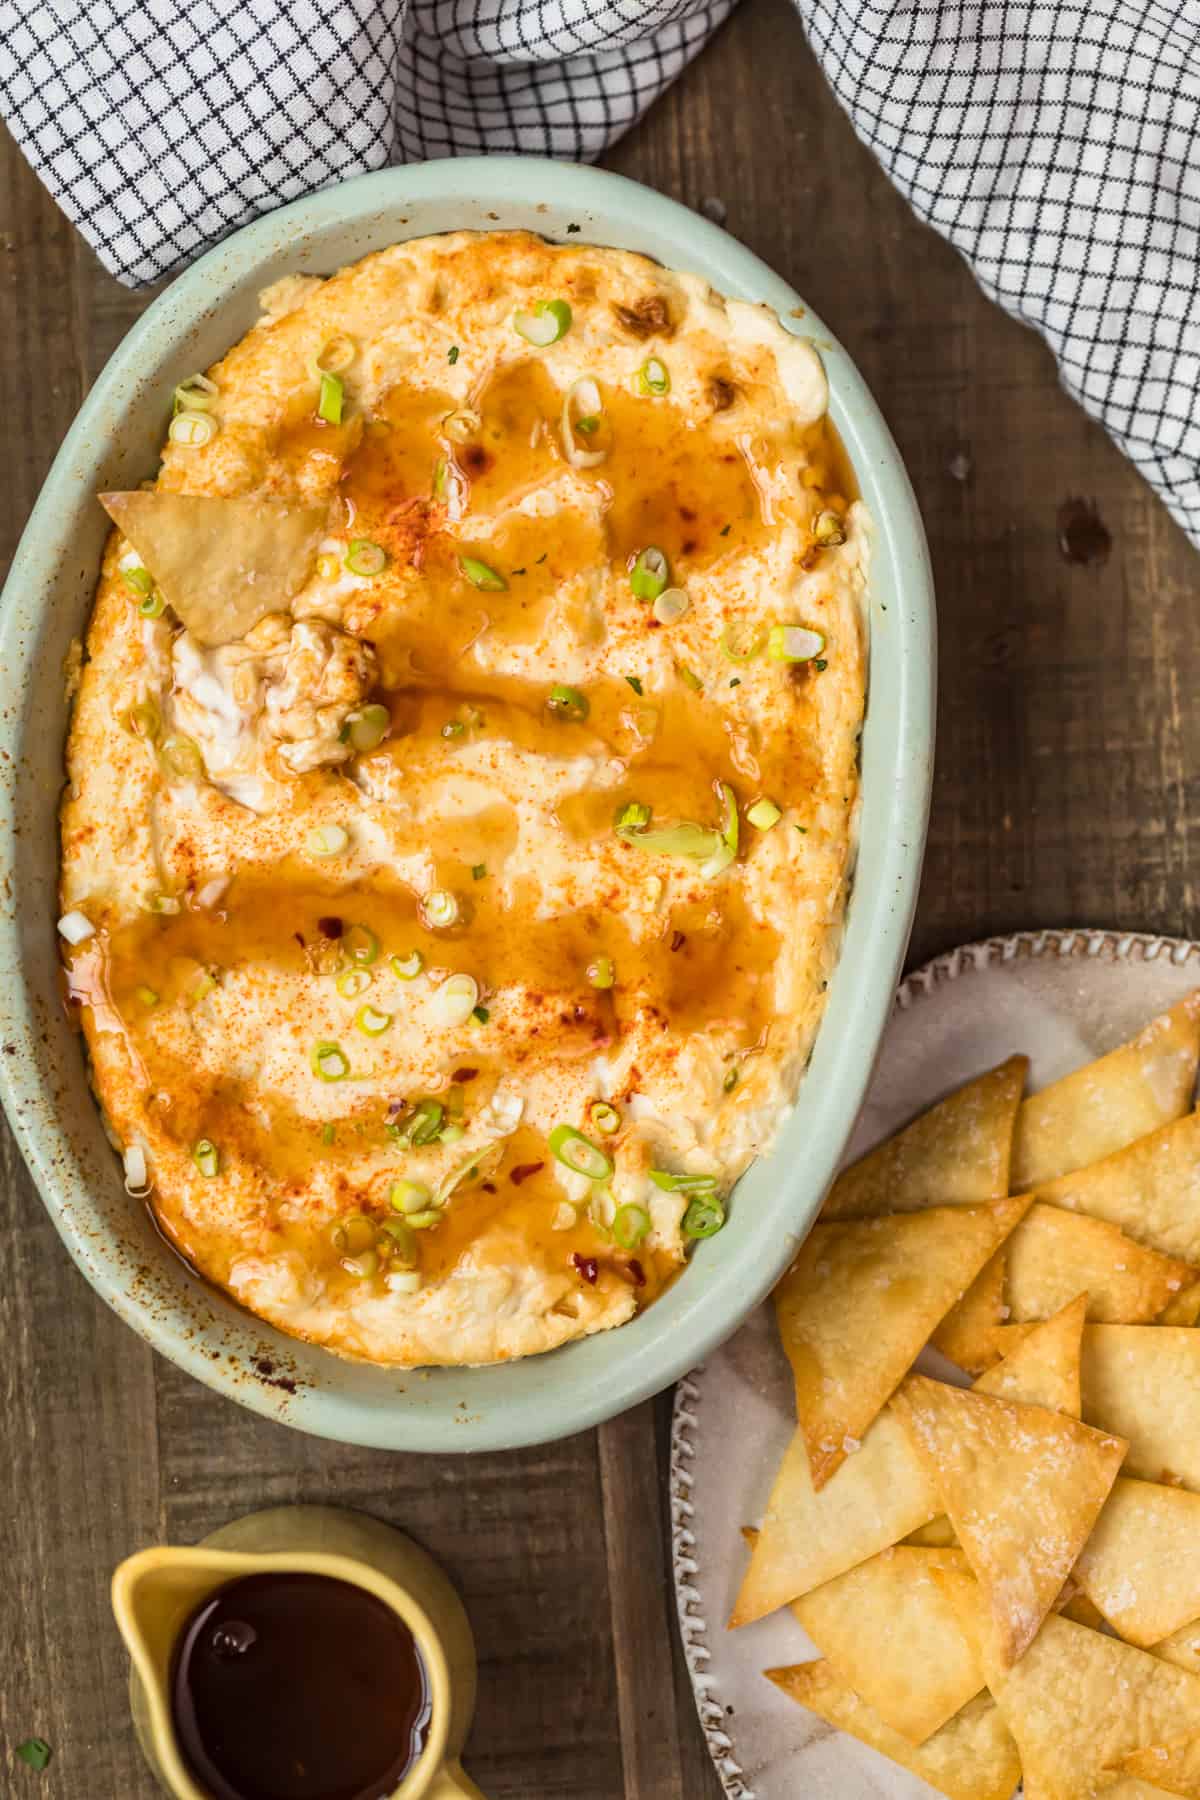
[452,1066,479,1082]
[481,1181,497,1194]
[317,915,343,939]
[627,1258,647,1288]
[670,931,686,951]
[572,1253,599,1285]
[510,1161,546,1186]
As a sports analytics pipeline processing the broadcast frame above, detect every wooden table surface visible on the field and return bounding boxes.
[3,2,1197,1793]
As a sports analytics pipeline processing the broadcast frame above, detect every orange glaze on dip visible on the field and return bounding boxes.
[59,229,867,1368]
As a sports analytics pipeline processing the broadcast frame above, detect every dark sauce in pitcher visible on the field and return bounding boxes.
[170,1572,431,1800]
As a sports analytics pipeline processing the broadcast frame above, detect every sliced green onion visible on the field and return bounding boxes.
[472,1005,490,1024]
[312,1041,350,1082]
[562,376,607,468]
[586,956,615,989]
[431,972,479,1028]
[575,414,600,434]
[513,298,572,346]
[406,1099,445,1146]
[187,967,218,1005]
[168,411,217,448]
[617,820,723,859]
[459,555,507,592]
[306,823,349,858]
[138,589,166,619]
[386,1268,424,1294]
[144,892,181,915]
[649,1168,719,1194]
[344,924,380,965]
[439,1121,466,1145]
[613,1203,651,1250]
[769,624,826,663]
[448,345,460,364]
[720,621,767,663]
[683,1195,726,1238]
[723,1066,739,1092]
[636,357,670,396]
[435,1139,507,1206]
[341,1249,379,1278]
[125,699,161,742]
[614,801,651,832]
[345,539,387,578]
[377,1216,416,1257]
[355,1003,392,1036]
[160,735,204,779]
[332,1214,376,1256]
[624,675,644,695]
[630,546,669,601]
[121,566,153,597]
[390,1179,434,1215]
[342,703,390,752]
[748,796,782,830]
[421,890,459,930]
[391,950,424,980]
[173,373,218,413]
[337,967,371,999]
[317,371,344,425]
[321,1122,336,1144]
[134,985,159,1007]
[405,1208,443,1229]
[192,1139,219,1178]
[548,1124,613,1182]
[315,333,356,374]
[589,1100,621,1135]
[653,587,689,625]
[813,510,846,547]
[675,661,704,694]
[441,719,465,738]
[471,863,486,880]
[717,780,739,856]
[15,1740,51,1773]
[547,684,589,722]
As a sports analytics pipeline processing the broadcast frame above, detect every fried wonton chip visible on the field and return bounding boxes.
[1011,993,1200,1190]
[765,1661,1021,1800]
[982,1614,1200,1800]
[1082,1326,1200,1491]
[776,1196,1031,1487]
[892,1374,1126,1667]
[1006,1203,1195,1324]
[729,1407,939,1627]
[905,1517,960,1548]
[1075,1477,1200,1647]
[1032,1109,1200,1265]
[821,1056,1027,1220]
[100,491,327,646]
[1119,1735,1200,1797]
[1154,1620,1200,1677]
[791,1547,985,1744]
[931,1250,1012,1373]
[1159,1279,1200,1326]
[971,1292,1086,1416]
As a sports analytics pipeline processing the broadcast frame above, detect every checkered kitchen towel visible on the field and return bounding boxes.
[2,1,1199,542]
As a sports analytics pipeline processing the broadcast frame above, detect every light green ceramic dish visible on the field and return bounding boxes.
[0,157,934,1451]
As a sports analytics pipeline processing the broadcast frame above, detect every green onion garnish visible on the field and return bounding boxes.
[355,1003,392,1036]
[717,781,739,856]
[448,345,460,364]
[460,555,507,592]
[442,719,465,738]
[617,819,723,860]
[134,985,159,1007]
[613,1203,651,1249]
[344,539,387,578]
[589,1100,621,1135]
[587,956,615,989]
[471,863,486,880]
[769,624,826,663]
[125,699,161,742]
[513,299,572,346]
[321,1123,336,1145]
[192,1139,219,1178]
[390,1179,433,1215]
[439,1121,466,1145]
[337,967,371,1001]
[471,1004,489,1024]
[675,661,704,694]
[636,357,670,396]
[547,684,589,722]
[649,1168,719,1194]
[682,1194,726,1238]
[630,546,669,601]
[341,703,390,752]
[138,590,166,618]
[391,950,424,980]
[406,1099,445,1146]
[575,414,600,434]
[405,1208,442,1230]
[314,334,356,374]
[653,588,689,625]
[720,621,767,663]
[723,1067,739,1092]
[312,1041,350,1082]
[317,371,343,425]
[167,411,217,448]
[614,801,651,831]
[747,796,782,830]
[340,1249,379,1278]
[343,924,379,965]
[422,890,459,929]
[15,1740,51,1773]
[548,1124,613,1181]
[306,823,349,858]
[813,510,846,547]
[173,373,218,413]
[624,675,644,695]
[121,566,153,597]
[160,735,204,779]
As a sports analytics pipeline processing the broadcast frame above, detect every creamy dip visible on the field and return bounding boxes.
[59,230,867,1367]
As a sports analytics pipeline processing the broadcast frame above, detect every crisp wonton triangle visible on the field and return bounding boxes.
[791,1547,985,1744]
[765,1661,1021,1800]
[1075,1477,1200,1647]
[971,1293,1086,1417]
[776,1195,1031,1487]
[1082,1326,1200,1491]
[729,1407,938,1627]
[1006,1202,1196,1324]
[1154,1621,1200,1677]
[1032,1108,1200,1265]
[1119,1735,1200,1797]
[821,1056,1027,1220]
[892,1374,1126,1668]
[1159,1278,1200,1326]
[101,491,327,646]
[981,1613,1200,1800]
[1011,992,1200,1190]
[932,1249,1012,1373]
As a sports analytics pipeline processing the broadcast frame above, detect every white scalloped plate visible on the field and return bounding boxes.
[671,928,1200,1800]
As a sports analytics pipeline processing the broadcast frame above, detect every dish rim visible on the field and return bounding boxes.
[0,154,935,1451]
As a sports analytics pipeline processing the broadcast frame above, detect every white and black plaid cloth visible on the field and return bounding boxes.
[2,1,1199,542]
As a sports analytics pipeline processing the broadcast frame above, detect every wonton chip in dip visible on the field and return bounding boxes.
[59,231,867,1368]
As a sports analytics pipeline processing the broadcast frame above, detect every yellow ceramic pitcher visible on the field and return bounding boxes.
[111,1504,484,1800]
